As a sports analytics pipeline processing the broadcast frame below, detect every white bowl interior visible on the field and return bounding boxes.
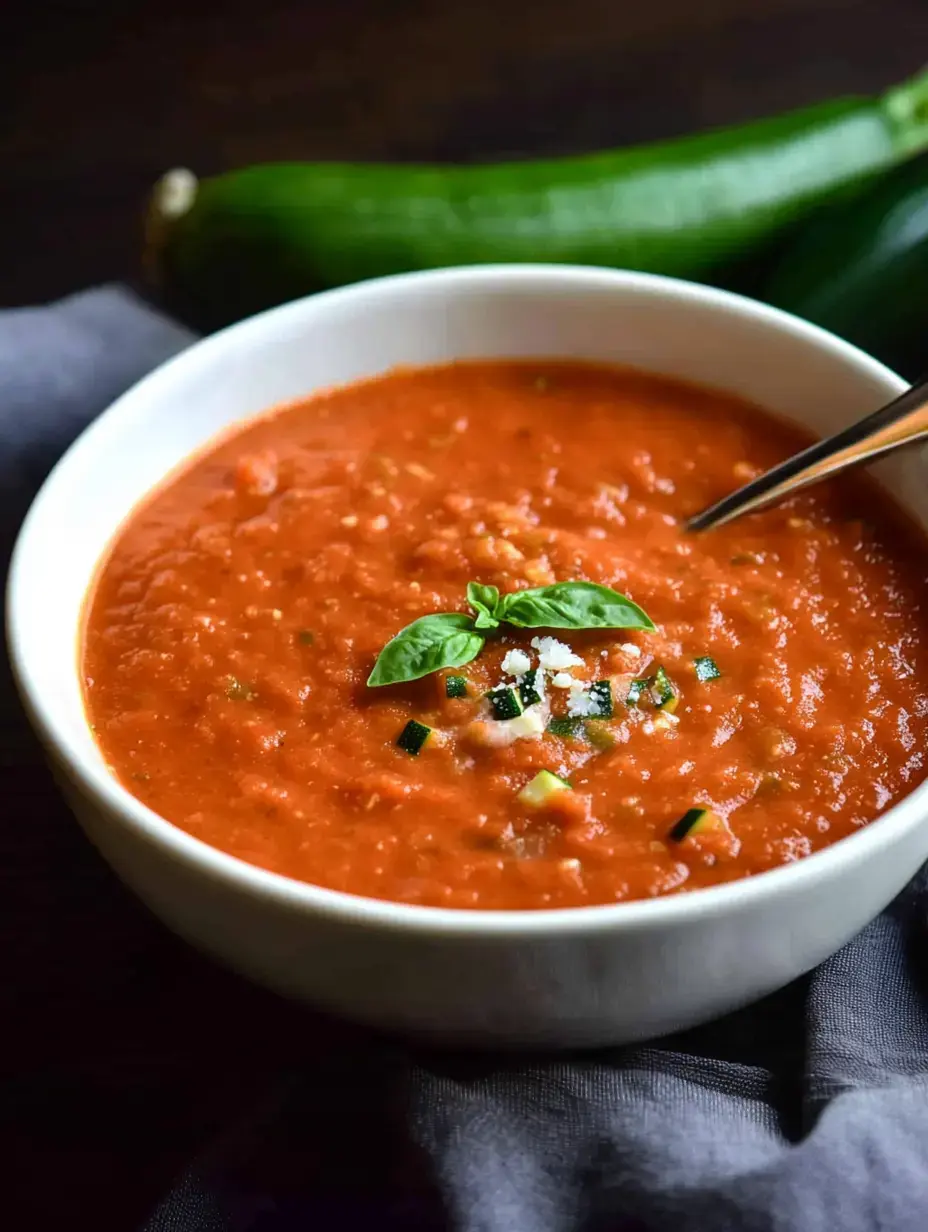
[8,265,921,854]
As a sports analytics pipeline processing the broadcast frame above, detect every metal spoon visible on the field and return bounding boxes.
[687,375,928,532]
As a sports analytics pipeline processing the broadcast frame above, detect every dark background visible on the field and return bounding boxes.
[6,0,928,309]
[3,1,926,1227]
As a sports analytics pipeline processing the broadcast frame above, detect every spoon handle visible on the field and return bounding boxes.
[687,374,928,532]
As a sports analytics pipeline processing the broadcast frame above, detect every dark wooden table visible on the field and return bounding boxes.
[3,1,926,1226]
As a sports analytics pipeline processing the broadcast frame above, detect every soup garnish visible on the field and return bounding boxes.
[367,579,653,686]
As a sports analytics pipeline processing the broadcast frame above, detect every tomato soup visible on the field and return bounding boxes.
[82,362,928,910]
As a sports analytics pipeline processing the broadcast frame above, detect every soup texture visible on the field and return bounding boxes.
[83,362,928,909]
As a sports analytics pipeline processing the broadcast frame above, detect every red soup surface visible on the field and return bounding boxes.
[82,362,928,910]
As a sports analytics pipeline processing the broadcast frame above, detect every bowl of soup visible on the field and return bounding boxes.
[8,266,928,1048]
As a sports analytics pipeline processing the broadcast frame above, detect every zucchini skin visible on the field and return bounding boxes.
[150,71,928,327]
[396,719,432,755]
[764,153,928,378]
[486,686,524,721]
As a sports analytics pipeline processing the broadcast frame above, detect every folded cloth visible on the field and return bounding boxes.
[4,288,928,1232]
[0,285,193,567]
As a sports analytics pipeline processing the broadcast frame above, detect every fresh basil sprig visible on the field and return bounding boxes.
[368,581,653,688]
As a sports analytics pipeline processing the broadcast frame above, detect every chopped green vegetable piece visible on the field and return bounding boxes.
[518,672,542,707]
[585,721,618,750]
[396,719,432,755]
[446,675,468,698]
[156,67,928,332]
[588,679,614,718]
[546,716,585,739]
[517,769,572,809]
[226,677,256,701]
[668,807,723,841]
[296,629,315,645]
[650,665,677,711]
[626,678,649,707]
[694,655,721,682]
[486,685,524,721]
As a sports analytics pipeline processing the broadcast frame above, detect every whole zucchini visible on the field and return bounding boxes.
[147,69,928,328]
[764,152,928,378]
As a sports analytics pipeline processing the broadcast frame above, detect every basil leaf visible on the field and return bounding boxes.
[495,581,654,631]
[368,614,484,687]
[466,582,501,630]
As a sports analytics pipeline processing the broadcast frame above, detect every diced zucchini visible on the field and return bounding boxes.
[507,706,547,739]
[693,655,721,682]
[517,769,572,809]
[396,719,432,755]
[588,679,613,718]
[486,685,524,721]
[650,665,677,711]
[296,629,315,645]
[627,667,679,711]
[668,807,724,842]
[626,678,649,707]
[446,675,468,699]
[518,671,543,708]
[547,716,585,739]
[585,720,618,750]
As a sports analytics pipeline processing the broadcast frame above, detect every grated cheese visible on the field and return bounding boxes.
[620,643,642,658]
[468,701,549,747]
[501,648,532,677]
[567,681,593,717]
[531,636,584,671]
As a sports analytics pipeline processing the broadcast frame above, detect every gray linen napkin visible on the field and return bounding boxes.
[5,288,928,1232]
[0,285,193,565]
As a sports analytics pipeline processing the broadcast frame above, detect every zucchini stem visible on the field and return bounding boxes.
[143,168,199,288]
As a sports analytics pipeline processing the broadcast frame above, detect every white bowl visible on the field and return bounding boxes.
[7,266,927,1049]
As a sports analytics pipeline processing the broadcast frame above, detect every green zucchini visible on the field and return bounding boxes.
[396,719,432,755]
[650,666,678,712]
[518,770,572,809]
[486,686,523,721]
[148,70,928,327]
[546,716,586,740]
[585,721,619,750]
[518,672,543,708]
[588,679,614,719]
[626,678,650,707]
[668,807,724,842]
[445,675,468,699]
[764,152,928,378]
[693,656,722,682]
